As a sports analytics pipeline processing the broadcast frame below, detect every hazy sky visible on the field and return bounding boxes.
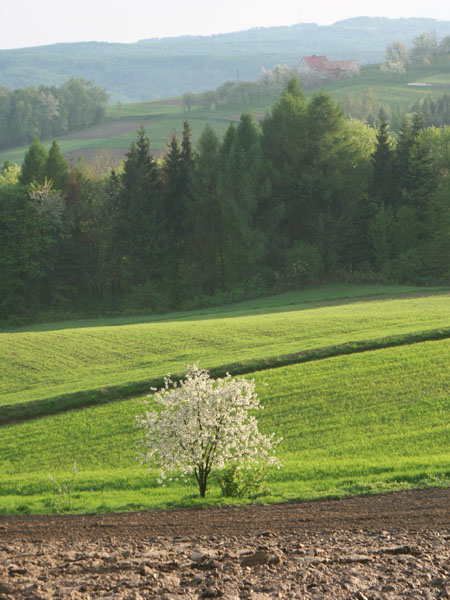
[3,0,450,49]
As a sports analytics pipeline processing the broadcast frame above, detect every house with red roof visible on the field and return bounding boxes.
[298,55,361,81]
[298,55,328,74]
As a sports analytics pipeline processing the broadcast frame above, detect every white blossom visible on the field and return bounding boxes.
[137,365,281,497]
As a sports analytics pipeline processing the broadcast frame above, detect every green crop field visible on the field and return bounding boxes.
[0,334,449,514]
[323,64,450,106]
[0,100,260,167]
[1,284,449,415]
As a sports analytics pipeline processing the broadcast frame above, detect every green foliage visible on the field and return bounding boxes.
[184,124,222,297]
[284,242,323,285]
[1,79,450,323]
[19,136,48,185]
[116,126,160,287]
[0,79,109,151]
[47,462,80,513]
[46,141,69,191]
[1,326,449,513]
[0,181,64,319]
[218,464,266,498]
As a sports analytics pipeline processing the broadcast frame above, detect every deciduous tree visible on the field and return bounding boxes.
[137,366,281,498]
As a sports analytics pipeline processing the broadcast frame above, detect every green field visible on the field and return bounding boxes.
[323,63,450,105]
[0,283,449,514]
[2,284,449,410]
[1,336,449,514]
[2,61,450,167]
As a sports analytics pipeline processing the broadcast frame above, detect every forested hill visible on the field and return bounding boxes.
[2,17,450,103]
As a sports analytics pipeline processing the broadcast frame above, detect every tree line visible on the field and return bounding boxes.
[341,88,450,132]
[0,78,109,150]
[381,32,450,76]
[1,79,449,324]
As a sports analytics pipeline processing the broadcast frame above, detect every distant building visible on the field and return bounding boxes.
[321,59,362,80]
[298,55,328,75]
[298,55,362,81]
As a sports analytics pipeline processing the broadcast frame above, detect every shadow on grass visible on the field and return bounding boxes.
[2,323,450,427]
[4,286,449,334]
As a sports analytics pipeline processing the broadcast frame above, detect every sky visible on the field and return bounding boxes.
[3,0,450,49]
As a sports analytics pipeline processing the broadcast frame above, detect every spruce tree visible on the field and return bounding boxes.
[19,136,47,185]
[260,78,308,263]
[181,120,193,164]
[220,113,265,287]
[304,90,349,269]
[185,125,221,296]
[370,114,395,207]
[161,134,184,292]
[395,115,413,193]
[46,140,69,191]
[119,126,160,287]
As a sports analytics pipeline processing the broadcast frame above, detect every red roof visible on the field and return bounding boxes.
[303,55,328,69]
[319,59,359,71]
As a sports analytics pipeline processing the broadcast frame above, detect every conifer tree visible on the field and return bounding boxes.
[119,126,160,286]
[46,140,69,191]
[19,136,47,185]
[395,115,413,195]
[186,125,221,295]
[411,110,425,138]
[158,122,195,301]
[181,120,193,165]
[161,134,183,289]
[405,133,437,216]
[220,113,265,286]
[370,113,395,207]
[260,78,308,264]
[304,90,350,268]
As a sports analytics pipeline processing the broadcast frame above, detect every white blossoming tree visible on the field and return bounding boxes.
[137,365,281,498]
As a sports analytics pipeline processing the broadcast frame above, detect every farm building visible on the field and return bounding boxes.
[298,55,362,81]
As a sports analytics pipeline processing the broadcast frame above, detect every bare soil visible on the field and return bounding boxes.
[63,147,162,164]
[59,120,161,142]
[146,99,182,106]
[0,488,449,599]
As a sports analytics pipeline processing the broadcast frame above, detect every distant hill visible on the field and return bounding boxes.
[1,17,450,103]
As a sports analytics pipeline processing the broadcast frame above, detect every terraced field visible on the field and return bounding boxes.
[0,283,449,514]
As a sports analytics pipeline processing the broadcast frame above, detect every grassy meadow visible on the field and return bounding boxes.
[0,335,449,514]
[0,283,449,514]
[1,284,449,410]
[323,63,450,106]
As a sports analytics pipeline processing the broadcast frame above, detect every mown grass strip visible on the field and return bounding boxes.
[3,325,450,427]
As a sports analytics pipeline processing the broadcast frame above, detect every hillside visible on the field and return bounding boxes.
[0,284,449,514]
[2,60,450,167]
[1,17,450,103]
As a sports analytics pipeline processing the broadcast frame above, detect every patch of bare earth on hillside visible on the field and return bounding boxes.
[64,147,162,164]
[0,489,449,599]
[59,120,162,141]
[147,99,182,106]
